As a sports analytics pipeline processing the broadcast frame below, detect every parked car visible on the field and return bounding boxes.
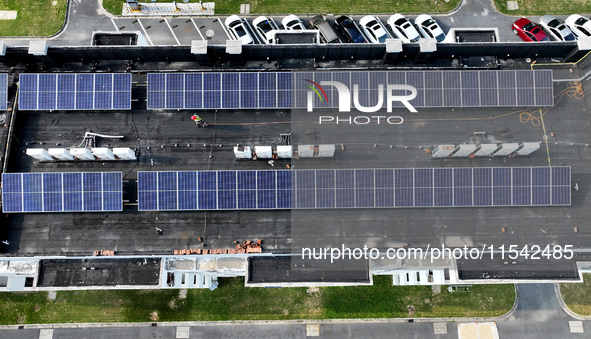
[282,15,306,30]
[387,14,420,43]
[334,16,367,43]
[512,17,550,42]
[415,14,446,42]
[225,15,254,45]
[539,15,576,41]
[566,14,591,38]
[253,16,280,44]
[309,15,341,43]
[359,15,392,44]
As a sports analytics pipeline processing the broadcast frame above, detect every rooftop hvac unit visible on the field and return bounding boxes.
[432,145,455,158]
[317,144,335,157]
[276,145,293,158]
[91,148,115,160]
[493,143,519,156]
[452,144,477,157]
[254,146,273,159]
[113,147,136,160]
[48,148,74,160]
[26,149,53,161]
[70,148,95,160]
[297,145,315,158]
[233,146,252,159]
[474,144,497,156]
[516,142,540,155]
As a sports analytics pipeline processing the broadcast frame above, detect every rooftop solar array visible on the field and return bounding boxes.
[146,70,554,110]
[2,172,123,213]
[137,167,570,211]
[0,73,8,110]
[147,72,292,110]
[19,73,132,111]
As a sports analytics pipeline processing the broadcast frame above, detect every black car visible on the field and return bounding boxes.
[334,16,367,43]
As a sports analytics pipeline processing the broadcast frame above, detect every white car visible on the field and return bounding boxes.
[252,16,280,44]
[415,14,446,42]
[225,15,254,45]
[387,14,420,43]
[282,14,306,30]
[566,14,591,38]
[359,15,392,44]
[539,15,576,41]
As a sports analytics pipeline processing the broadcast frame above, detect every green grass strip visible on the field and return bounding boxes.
[0,276,514,324]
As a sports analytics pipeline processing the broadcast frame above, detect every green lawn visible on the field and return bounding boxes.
[493,0,591,16]
[323,278,515,318]
[0,276,515,324]
[0,0,67,37]
[103,0,461,16]
[560,273,591,316]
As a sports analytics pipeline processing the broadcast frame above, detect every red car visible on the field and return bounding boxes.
[513,17,550,42]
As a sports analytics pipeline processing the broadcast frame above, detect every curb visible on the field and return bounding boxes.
[554,283,591,320]
[0,0,71,40]
[0,315,515,330]
[0,285,519,330]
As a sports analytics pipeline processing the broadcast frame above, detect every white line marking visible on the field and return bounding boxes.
[137,19,154,46]
[165,18,181,45]
[191,18,205,40]
[217,17,231,39]
[111,18,119,31]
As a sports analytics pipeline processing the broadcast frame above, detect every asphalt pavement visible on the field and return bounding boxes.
[0,0,561,47]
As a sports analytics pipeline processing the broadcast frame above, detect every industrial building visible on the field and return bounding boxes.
[1,1,591,293]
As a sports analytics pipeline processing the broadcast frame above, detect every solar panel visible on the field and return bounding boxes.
[146,70,554,110]
[2,172,122,213]
[137,167,570,211]
[19,73,132,111]
[0,73,8,110]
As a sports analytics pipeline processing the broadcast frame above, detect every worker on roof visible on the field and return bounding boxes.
[191,114,208,128]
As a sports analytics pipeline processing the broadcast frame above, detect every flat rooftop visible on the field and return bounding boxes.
[247,256,370,284]
[2,67,590,281]
[37,258,161,287]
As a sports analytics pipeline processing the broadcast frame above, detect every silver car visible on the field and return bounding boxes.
[359,15,392,44]
[282,15,306,30]
[225,15,254,45]
[387,14,420,43]
[415,14,446,43]
[565,14,591,38]
[539,15,576,41]
[252,16,280,44]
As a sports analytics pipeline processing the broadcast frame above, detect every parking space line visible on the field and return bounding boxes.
[217,17,231,39]
[137,19,154,46]
[190,18,205,40]
[165,18,181,45]
[111,18,119,32]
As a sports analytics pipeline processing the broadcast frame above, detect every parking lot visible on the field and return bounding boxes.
[106,12,528,47]
[1,0,564,48]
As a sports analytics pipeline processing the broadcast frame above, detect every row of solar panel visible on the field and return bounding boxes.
[0,74,7,110]
[136,167,570,211]
[18,73,132,111]
[147,71,552,92]
[14,70,554,111]
[2,172,123,212]
[146,70,554,109]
